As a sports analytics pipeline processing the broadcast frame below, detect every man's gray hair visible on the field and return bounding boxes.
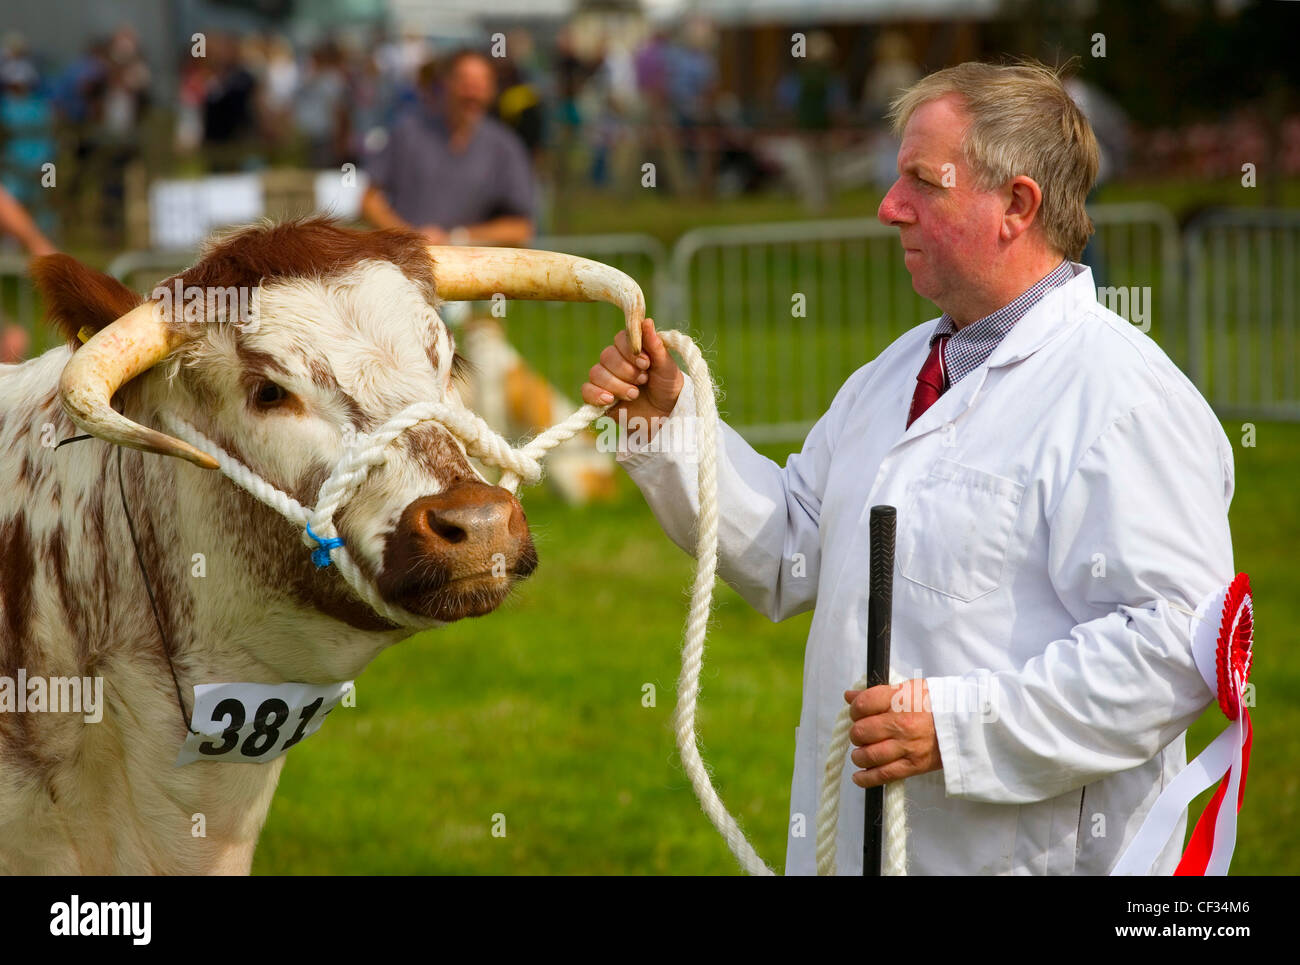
[889,60,1101,260]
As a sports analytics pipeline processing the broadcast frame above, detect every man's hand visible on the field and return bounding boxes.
[420,225,450,244]
[581,317,684,444]
[845,679,943,787]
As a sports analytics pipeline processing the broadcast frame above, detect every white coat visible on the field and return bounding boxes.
[617,263,1235,875]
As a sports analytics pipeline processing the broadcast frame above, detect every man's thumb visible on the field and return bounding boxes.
[644,318,671,366]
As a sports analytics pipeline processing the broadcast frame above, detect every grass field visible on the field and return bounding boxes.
[252,416,1299,875]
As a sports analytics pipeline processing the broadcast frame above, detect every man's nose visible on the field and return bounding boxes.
[877,181,907,226]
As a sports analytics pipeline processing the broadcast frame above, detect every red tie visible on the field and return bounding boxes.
[906,335,949,429]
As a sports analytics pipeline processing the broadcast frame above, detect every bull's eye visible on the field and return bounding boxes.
[252,380,290,408]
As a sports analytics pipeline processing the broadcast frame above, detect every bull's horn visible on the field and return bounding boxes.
[428,247,646,354]
[58,301,218,470]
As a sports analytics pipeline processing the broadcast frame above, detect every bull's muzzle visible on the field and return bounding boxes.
[378,481,538,621]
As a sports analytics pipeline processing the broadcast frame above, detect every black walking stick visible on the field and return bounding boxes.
[863,505,895,876]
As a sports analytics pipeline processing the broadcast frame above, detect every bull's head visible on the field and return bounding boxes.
[45,219,644,628]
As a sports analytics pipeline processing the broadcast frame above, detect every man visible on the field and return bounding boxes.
[362,49,535,246]
[581,61,1234,874]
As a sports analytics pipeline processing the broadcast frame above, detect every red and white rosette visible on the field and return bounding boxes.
[1111,573,1254,876]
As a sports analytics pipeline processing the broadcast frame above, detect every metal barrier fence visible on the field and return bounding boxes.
[1088,202,1184,369]
[9,209,1298,433]
[1185,209,1300,421]
[671,218,931,442]
[670,203,1186,442]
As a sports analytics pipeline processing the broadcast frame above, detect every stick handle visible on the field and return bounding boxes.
[863,505,896,876]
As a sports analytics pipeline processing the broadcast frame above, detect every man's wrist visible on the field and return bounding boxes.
[615,378,694,462]
[449,226,470,245]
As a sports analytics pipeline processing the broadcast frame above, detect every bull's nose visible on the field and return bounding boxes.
[419,492,517,547]
[379,481,537,612]
[403,482,527,558]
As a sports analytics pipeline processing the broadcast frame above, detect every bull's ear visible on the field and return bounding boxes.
[30,254,142,349]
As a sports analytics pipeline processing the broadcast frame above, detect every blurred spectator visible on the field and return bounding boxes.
[776,30,847,210]
[665,19,719,194]
[862,31,920,121]
[101,27,150,140]
[381,29,432,89]
[581,40,639,190]
[361,49,534,246]
[175,48,207,155]
[550,27,598,211]
[634,28,688,195]
[201,33,259,170]
[0,44,56,211]
[295,41,349,168]
[778,32,847,132]
[255,34,300,159]
[634,29,670,106]
[863,31,921,192]
[52,38,108,127]
[494,31,546,163]
[349,35,397,159]
[93,26,150,239]
[666,20,717,130]
[0,183,57,364]
[712,92,771,197]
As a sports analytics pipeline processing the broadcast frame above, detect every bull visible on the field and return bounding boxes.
[0,217,642,873]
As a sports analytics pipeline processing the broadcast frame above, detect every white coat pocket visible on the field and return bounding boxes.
[897,458,1025,602]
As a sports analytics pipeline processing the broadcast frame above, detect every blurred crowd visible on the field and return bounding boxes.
[2,19,1299,253]
[0,21,936,247]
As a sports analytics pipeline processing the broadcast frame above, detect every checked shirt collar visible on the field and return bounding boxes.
[931,259,1074,388]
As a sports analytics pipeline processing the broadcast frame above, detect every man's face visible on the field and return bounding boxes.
[877,94,1006,319]
[446,56,496,130]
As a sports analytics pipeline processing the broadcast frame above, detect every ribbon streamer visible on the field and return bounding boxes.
[1111,573,1254,876]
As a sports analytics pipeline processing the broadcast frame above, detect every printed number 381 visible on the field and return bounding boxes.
[198,697,325,758]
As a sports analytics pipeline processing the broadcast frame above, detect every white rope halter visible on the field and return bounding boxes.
[162,329,906,874]
[162,388,603,627]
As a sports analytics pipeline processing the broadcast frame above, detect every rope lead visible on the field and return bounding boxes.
[657,329,908,877]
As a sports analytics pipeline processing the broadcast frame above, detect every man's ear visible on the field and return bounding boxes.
[1001,175,1044,244]
[30,254,142,350]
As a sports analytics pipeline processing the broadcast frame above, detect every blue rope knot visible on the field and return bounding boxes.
[305,522,345,568]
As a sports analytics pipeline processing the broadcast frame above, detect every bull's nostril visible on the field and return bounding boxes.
[426,513,468,544]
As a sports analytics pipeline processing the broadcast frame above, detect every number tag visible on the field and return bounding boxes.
[175,681,354,766]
